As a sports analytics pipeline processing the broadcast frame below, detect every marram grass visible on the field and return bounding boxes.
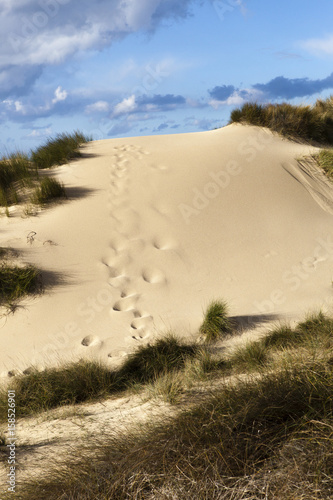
[199,299,233,341]
[230,96,333,145]
[31,177,67,205]
[0,264,40,305]
[31,130,91,169]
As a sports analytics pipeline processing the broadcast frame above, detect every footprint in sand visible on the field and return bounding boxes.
[131,330,152,341]
[107,350,128,359]
[153,235,178,251]
[102,254,131,280]
[122,145,150,159]
[81,335,101,347]
[109,275,131,289]
[142,267,166,284]
[109,233,130,254]
[8,369,21,377]
[149,163,169,172]
[130,314,153,330]
[112,294,139,312]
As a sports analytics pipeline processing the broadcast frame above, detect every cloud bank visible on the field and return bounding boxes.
[0,0,197,98]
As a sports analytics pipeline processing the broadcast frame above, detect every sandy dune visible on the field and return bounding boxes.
[1,123,333,376]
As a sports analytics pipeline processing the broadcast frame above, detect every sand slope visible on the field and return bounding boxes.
[1,124,333,375]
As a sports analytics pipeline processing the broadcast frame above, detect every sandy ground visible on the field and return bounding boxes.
[1,124,333,377]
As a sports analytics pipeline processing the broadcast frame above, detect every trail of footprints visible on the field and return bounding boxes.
[81,144,176,359]
[106,230,169,348]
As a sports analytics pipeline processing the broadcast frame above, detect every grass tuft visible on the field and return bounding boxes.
[31,130,91,169]
[0,264,40,306]
[316,149,333,178]
[262,324,302,349]
[230,96,333,145]
[229,340,269,371]
[0,131,90,209]
[118,334,199,385]
[0,360,117,420]
[199,300,233,342]
[0,152,34,206]
[31,177,67,205]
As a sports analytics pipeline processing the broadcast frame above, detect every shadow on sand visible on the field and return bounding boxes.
[230,313,280,333]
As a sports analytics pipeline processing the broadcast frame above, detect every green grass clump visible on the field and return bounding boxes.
[0,152,34,206]
[118,334,199,384]
[31,131,91,169]
[0,360,118,419]
[0,130,91,209]
[31,177,66,205]
[0,264,40,305]
[228,312,333,375]
[262,312,333,351]
[316,149,333,178]
[199,300,233,342]
[262,324,302,349]
[229,340,269,371]
[230,96,333,145]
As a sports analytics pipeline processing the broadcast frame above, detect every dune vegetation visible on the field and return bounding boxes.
[230,96,333,145]
[199,299,233,341]
[0,304,332,499]
[316,148,333,178]
[0,130,90,210]
[0,264,40,308]
[31,131,92,170]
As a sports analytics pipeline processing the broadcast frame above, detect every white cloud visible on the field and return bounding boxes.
[52,86,67,104]
[300,34,333,56]
[121,0,161,30]
[1,98,26,113]
[14,100,25,112]
[113,95,137,116]
[209,88,263,108]
[25,127,52,139]
[0,0,196,98]
[85,101,110,114]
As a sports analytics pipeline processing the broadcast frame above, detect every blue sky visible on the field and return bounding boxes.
[1,0,333,153]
